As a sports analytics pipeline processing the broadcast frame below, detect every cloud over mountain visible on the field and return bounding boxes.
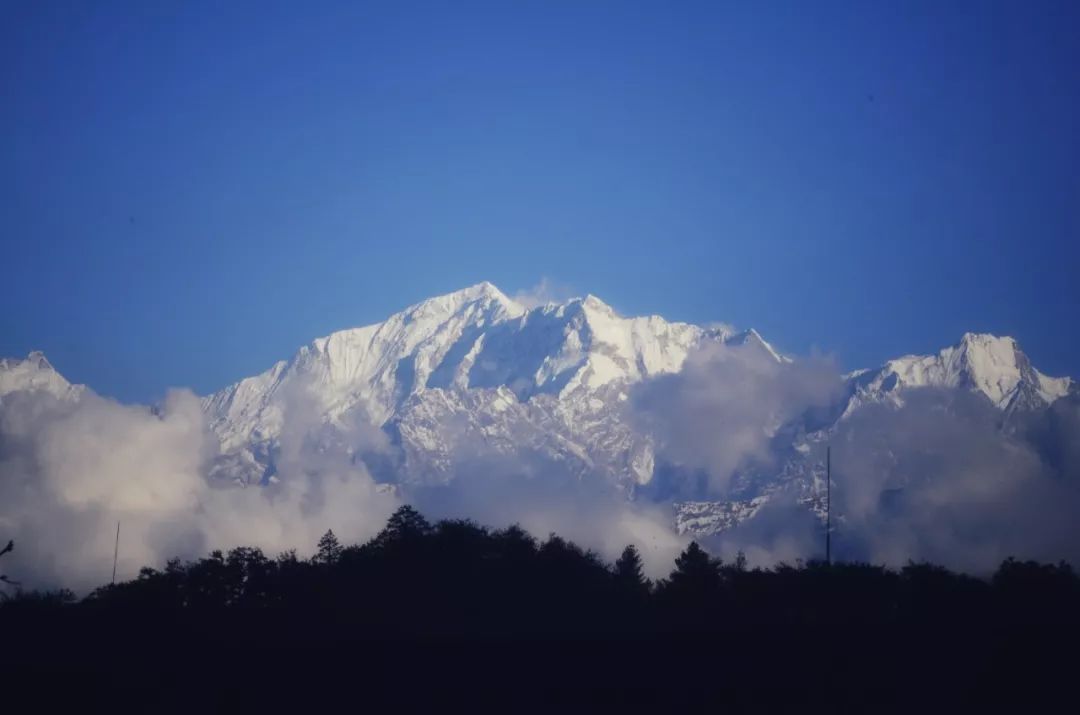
[1,283,1077,589]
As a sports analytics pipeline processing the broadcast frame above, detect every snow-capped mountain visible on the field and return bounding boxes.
[0,351,84,404]
[843,332,1071,418]
[196,284,1073,526]
[2,283,1073,539]
[201,282,775,486]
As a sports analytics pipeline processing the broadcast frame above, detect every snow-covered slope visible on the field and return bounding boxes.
[843,332,1071,417]
[0,351,85,404]
[203,282,525,453]
[201,282,747,485]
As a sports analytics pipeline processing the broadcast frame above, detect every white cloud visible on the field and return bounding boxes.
[511,277,578,309]
[629,341,842,495]
[0,386,397,591]
[702,390,1080,574]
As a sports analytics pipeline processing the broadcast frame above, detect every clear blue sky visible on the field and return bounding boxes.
[3,0,1078,402]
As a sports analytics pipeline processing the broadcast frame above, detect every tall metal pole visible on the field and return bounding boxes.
[826,446,831,566]
[112,521,120,585]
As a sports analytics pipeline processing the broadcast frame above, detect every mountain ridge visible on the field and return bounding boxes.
[2,283,1073,527]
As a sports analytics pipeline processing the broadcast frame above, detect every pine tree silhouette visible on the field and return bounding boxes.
[315,530,343,564]
[664,541,722,600]
[375,505,432,548]
[614,544,649,595]
[0,539,17,594]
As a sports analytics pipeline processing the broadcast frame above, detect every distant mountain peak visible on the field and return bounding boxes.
[404,282,524,318]
[26,350,52,368]
[0,350,83,402]
[580,293,615,312]
[959,331,1015,345]
[847,332,1070,415]
[724,328,786,363]
[199,283,720,478]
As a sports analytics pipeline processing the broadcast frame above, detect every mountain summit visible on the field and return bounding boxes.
[200,283,736,485]
[0,351,84,404]
[844,332,1071,417]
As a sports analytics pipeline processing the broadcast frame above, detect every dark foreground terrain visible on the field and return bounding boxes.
[3,507,1078,711]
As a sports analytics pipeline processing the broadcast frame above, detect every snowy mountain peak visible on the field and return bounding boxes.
[959,331,1015,347]
[200,283,726,480]
[724,328,786,363]
[25,350,51,369]
[942,333,1020,400]
[0,351,84,402]
[580,293,616,314]
[401,282,526,323]
[846,332,1070,415]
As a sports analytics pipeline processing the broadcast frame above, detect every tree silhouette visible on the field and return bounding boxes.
[0,539,17,595]
[614,544,649,595]
[658,541,723,621]
[374,505,432,548]
[669,541,721,591]
[315,530,343,564]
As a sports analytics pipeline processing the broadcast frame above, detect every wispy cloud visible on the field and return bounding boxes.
[511,277,578,309]
[629,341,843,495]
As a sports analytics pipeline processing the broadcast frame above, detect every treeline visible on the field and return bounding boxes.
[4,505,1078,631]
[2,506,1078,709]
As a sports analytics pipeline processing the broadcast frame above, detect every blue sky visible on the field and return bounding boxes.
[3,0,1078,402]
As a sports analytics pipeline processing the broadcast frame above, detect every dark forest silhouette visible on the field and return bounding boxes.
[2,505,1078,710]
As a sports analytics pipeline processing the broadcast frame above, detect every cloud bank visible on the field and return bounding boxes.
[658,377,1080,574]
[630,342,843,496]
[0,388,397,591]
[825,390,1080,572]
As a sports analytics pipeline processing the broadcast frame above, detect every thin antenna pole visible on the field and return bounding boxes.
[826,446,831,566]
[112,521,120,585]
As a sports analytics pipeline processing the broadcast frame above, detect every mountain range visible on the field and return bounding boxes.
[2,283,1073,538]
